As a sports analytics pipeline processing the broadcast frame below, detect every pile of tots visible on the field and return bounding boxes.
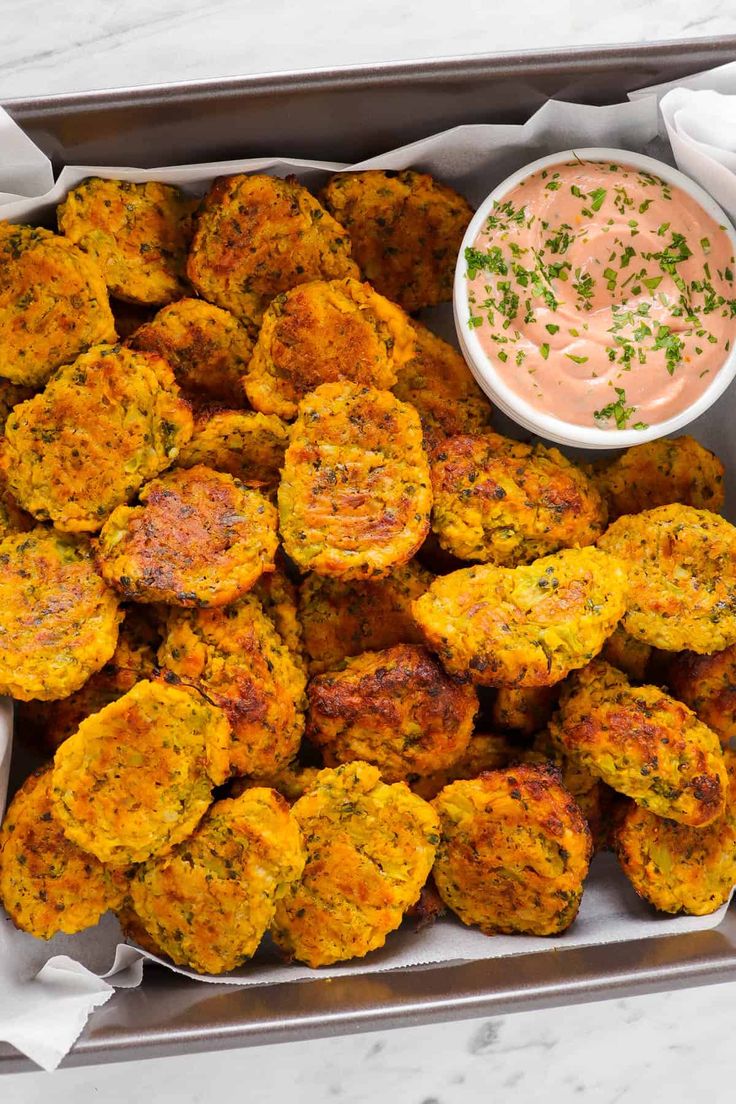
[0,168,734,975]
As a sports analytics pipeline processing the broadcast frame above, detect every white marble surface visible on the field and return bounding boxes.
[4,982,736,1101]
[0,0,734,100]
[3,1,736,1099]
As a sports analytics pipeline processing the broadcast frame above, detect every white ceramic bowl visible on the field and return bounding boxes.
[453,147,736,449]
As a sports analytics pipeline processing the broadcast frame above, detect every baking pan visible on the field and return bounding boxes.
[3,35,736,1072]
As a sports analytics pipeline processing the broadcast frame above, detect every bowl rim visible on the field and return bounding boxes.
[453,146,736,449]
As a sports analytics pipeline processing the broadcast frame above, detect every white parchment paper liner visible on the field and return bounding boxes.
[0,78,735,1070]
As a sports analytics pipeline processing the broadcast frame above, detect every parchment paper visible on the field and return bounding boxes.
[0,74,735,1070]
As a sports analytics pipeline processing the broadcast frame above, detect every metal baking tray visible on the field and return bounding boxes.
[3,35,736,1072]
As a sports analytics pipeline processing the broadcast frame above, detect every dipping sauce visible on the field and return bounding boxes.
[465,160,736,430]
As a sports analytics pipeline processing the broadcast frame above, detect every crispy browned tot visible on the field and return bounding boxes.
[279,382,432,579]
[598,504,736,654]
[0,223,115,387]
[128,788,305,974]
[0,768,126,940]
[667,645,736,747]
[413,547,628,687]
[392,321,493,448]
[58,178,197,305]
[245,277,415,420]
[176,407,289,490]
[320,169,474,312]
[17,606,160,752]
[612,750,736,916]
[96,465,278,606]
[0,528,122,702]
[299,560,433,674]
[430,433,607,565]
[158,594,306,777]
[128,297,254,406]
[593,436,725,520]
[270,762,439,967]
[0,344,193,533]
[550,660,727,827]
[187,173,359,329]
[432,764,593,936]
[307,644,478,783]
[51,680,231,866]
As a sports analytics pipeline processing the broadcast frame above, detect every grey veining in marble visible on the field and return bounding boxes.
[0,0,735,100]
[4,981,736,1102]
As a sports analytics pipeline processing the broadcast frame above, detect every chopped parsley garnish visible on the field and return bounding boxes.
[465,245,507,279]
[573,270,595,310]
[594,388,648,430]
[589,187,607,212]
[485,200,527,230]
[652,325,685,375]
[654,231,693,273]
[642,275,663,291]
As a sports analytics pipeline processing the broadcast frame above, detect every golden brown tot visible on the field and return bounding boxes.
[96,466,278,606]
[391,321,493,448]
[51,680,231,866]
[58,178,197,305]
[550,660,727,827]
[666,645,736,746]
[279,382,432,579]
[320,169,474,312]
[127,297,254,406]
[0,769,125,940]
[158,594,306,778]
[176,408,289,489]
[430,434,607,565]
[0,223,115,387]
[187,173,359,328]
[0,528,122,701]
[245,277,415,420]
[432,764,592,935]
[0,344,193,533]
[413,547,628,687]
[299,560,433,674]
[593,436,725,520]
[598,504,736,653]
[18,606,160,752]
[128,788,305,974]
[612,750,736,916]
[270,762,439,967]
[307,644,478,783]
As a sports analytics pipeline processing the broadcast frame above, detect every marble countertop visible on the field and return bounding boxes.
[5,981,736,1102]
[3,2,736,1099]
[0,0,734,99]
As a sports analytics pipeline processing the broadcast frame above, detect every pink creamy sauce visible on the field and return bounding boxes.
[466,160,736,429]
